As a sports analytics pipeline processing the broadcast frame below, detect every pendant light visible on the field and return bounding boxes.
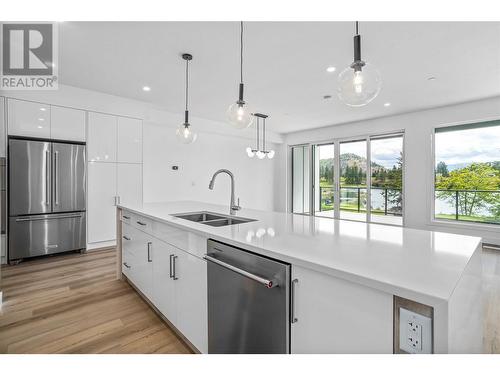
[226,21,254,129]
[338,21,382,107]
[176,53,197,144]
[246,113,274,159]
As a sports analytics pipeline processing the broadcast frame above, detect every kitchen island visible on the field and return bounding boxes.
[116,201,483,354]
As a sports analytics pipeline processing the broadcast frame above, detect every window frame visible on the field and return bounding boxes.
[430,117,500,230]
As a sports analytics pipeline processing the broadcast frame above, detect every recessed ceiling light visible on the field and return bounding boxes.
[142,86,151,92]
[326,66,336,73]
[323,95,332,99]
[384,102,391,107]
[40,107,47,111]
[38,118,45,121]
[37,126,43,129]
[427,77,437,81]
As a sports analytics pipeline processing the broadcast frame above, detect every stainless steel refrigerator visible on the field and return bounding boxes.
[8,138,86,261]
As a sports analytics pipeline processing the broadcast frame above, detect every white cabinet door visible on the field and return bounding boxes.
[117,163,142,206]
[87,112,116,162]
[291,265,393,354]
[152,239,177,325]
[8,99,50,138]
[51,105,86,141]
[175,250,208,353]
[87,162,117,243]
[117,117,142,163]
[130,229,153,300]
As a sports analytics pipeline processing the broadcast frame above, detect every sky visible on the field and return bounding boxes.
[317,137,403,169]
[435,126,500,168]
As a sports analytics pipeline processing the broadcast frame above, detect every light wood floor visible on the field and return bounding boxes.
[1,248,499,354]
[0,249,191,354]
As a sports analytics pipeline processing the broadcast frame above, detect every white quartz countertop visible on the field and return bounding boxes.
[118,201,481,305]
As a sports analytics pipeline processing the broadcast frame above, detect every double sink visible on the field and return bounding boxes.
[172,211,256,227]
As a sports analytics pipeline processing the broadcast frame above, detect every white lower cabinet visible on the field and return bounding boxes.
[117,163,142,206]
[88,162,117,243]
[174,248,208,353]
[122,216,208,353]
[290,265,393,354]
[152,239,177,325]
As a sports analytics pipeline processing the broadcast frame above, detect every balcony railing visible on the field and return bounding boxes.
[319,186,402,216]
[435,189,500,224]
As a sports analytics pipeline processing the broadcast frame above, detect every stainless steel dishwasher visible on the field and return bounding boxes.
[205,239,291,353]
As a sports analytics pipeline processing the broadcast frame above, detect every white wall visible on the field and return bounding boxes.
[284,96,500,245]
[0,85,282,211]
[143,122,278,211]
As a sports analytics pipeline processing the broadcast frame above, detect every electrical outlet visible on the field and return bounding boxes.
[399,307,432,354]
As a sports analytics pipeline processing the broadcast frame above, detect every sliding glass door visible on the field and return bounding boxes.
[314,144,335,218]
[369,134,404,225]
[291,145,311,215]
[291,133,404,225]
[339,140,367,222]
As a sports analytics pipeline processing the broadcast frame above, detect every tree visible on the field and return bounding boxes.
[436,161,449,177]
[436,163,500,217]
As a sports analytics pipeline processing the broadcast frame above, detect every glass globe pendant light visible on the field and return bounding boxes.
[176,53,197,144]
[226,21,254,129]
[338,21,382,107]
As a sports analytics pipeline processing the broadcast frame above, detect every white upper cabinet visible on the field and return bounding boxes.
[117,117,142,163]
[117,163,142,206]
[50,105,86,142]
[8,99,50,138]
[87,112,117,162]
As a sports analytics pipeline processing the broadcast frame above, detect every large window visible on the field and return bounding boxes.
[434,121,500,225]
[293,133,404,226]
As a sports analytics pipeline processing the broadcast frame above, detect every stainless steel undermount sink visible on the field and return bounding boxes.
[172,211,256,227]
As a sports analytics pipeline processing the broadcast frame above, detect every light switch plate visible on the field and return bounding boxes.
[399,307,432,354]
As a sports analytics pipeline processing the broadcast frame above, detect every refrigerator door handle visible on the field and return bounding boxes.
[54,150,59,206]
[15,213,84,222]
[45,150,50,206]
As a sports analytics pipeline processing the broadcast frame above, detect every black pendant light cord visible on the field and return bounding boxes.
[185,58,189,112]
[240,21,244,84]
[355,21,359,35]
[237,21,245,103]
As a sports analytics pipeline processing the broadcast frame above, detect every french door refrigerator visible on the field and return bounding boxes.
[8,138,86,261]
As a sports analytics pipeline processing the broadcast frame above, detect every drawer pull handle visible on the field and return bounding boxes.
[172,255,178,280]
[123,262,131,269]
[137,221,146,226]
[147,242,152,262]
[123,215,130,219]
[291,279,298,323]
[122,236,130,241]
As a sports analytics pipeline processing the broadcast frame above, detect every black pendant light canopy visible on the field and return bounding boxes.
[226,21,254,129]
[337,21,382,107]
[176,53,197,144]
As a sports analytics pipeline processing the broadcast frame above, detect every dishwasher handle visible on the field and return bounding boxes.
[204,254,278,289]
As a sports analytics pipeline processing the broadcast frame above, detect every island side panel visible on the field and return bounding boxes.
[116,207,123,280]
[447,244,483,353]
[291,264,393,353]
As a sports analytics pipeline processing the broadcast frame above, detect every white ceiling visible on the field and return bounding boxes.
[58,22,500,134]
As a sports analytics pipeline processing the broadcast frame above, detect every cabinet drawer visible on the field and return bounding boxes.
[153,221,206,259]
[122,248,134,279]
[121,210,133,225]
[132,214,153,234]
